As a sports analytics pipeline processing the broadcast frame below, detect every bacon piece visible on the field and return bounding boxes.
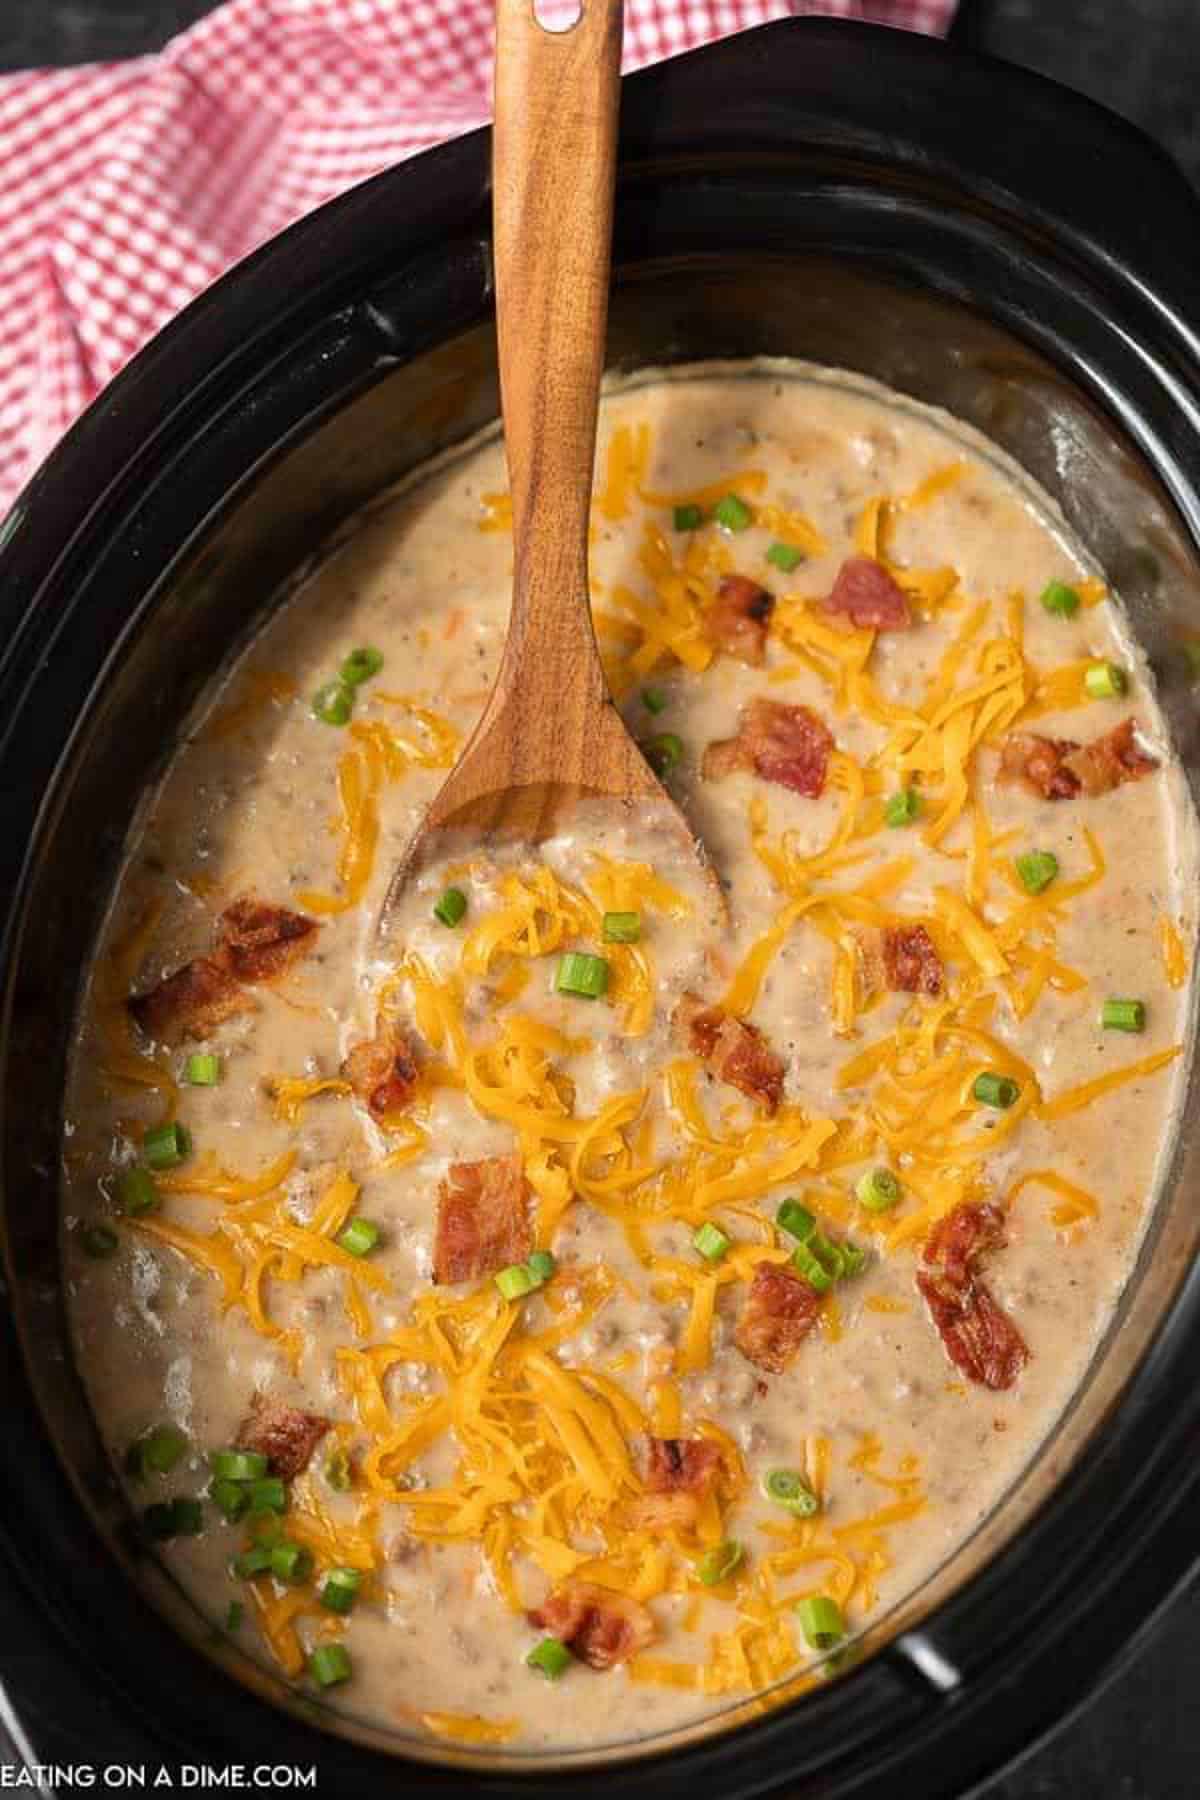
[341,1021,420,1122]
[1063,717,1158,795]
[705,574,775,665]
[677,995,785,1113]
[702,698,832,798]
[645,1436,722,1496]
[127,951,252,1043]
[916,1201,1028,1392]
[433,1153,532,1285]
[999,732,1082,800]
[236,1394,330,1480]
[881,924,944,997]
[220,898,319,983]
[823,556,911,631]
[528,1581,656,1669]
[734,1261,821,1374]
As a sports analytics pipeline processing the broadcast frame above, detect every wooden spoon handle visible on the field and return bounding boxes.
[492,0,623,685]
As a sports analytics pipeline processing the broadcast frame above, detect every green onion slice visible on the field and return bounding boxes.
[776,1199,815,1243]
[140,1424,188,1475]
[184,1053,221,1086]
[762,1468,819,1518]
[210,1449,269,1483]
[269,1541,313,1585]
[602,911,641,943]
[527,1636,572,1679]
[336,1217,380,1258]
[144,1497,203,1541]
[210,1478,250,1523]
[526,1250,556,1285]
[797,1594,846,1651]
[692,1221,731,1263]
[319,1567,362,1615]
[697,1540,744,1586]
[641,687,667,714]
[495,1263,537,1301]
[143,1121,191,1171]
[312,680,354,726]
[885,788,921,828]
[1014,850,1059,895]
[766,541,804,573]
[855,1167,901,1214]
[325,1448,353,1493]
[308,1644,352,1688]
[972,1071,1020,1109]
[1102,997,1145,1032]
[554,951,610,999]
[1084,661,1126,699]
[226,1600,244,1632]
[233,1546,275,1579]
[1040,579,1080,617]
[791,1242,834,1292]
[714,494,753,533]
[340,646,384,687]
[82,1223,119,1258]
[642,731,684,777]
[247,1476,287,1516]
[673,504,705,532]
[433,886,467,927]
[117,1167,160,1216]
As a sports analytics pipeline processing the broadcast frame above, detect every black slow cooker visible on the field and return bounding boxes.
[1,18,1198,1796]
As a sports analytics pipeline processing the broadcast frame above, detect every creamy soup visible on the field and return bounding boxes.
[61,365,1196,1754]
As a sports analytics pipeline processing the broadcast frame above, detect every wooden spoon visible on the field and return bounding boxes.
[379,0,720,938]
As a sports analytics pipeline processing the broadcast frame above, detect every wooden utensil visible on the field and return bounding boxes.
[380,0,719,937]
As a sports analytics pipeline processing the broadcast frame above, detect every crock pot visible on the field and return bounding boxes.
[1,17,1198,1796]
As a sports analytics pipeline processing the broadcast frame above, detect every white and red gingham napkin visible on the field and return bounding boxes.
[0,0,955,514]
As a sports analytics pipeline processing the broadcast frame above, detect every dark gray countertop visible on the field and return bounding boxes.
[1,1,1196,1795]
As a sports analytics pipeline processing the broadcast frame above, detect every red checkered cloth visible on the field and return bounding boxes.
[0,0,955,513]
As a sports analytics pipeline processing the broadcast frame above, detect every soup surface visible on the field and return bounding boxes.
[61,365,1195,1753]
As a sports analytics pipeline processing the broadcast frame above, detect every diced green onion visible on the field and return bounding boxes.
[1102,997,1145,1032]
[527,1636,572,1680]
[325,1448,353,1493]
[269,1541,313,1585]
[554,951,610,999]
[143,1121,191,1171]
[776,1199,815,1243]
[309,1644,353,1688]
[972,1071,1020,1109]
[697,1540,744,1586]
[792,1242,834,1292]
[319,1567,362,1615]
[312,680,354,726]
[117,1167,160,1216]
[766,541,804,573]
[433,886,467,927]
[1015,850,1059,895]
[602,911,641,943]
[673,504,705,532]
[642,732,684,777]
[526,1250,556,1285]
[838,1241,869,1279]
[714,494,753,533]
[762,1468,820,1518]
[210,1478,250,1523]
[82,1223,118,1258]
[495,1263,537,1301]
[692,1221,731,1263]
[809,1229,845,1281]
[1040,580,1080,618]
[210,1450,269,1484]
[1085,661,1127,699]
[233,1546,275,1579]
[144,1497,203,1541]
[184,1053,221,1086]
[641,687,667,714]
[340,646,384,687]
[246,1476,287,1516]
[885,788,921,828]
[140,1424,188,1475]
[336,1217,379,1258]
[226,1600,244,1632]
[855,1167,901,1214]
[797,1594,845,1651]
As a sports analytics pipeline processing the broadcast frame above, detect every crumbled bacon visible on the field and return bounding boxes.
[645,1436,722,1495]
[1064,716,1158,795]
[677,995,785,1113]
[625,1492,703,1532]
[916,1201,1028,1392]
[528,1582,656,1669]
[220,898,319,983]
[822,555,911,630]
[702,698,833,798]
[341,1021,420,1122]
[734,1261,821,1374]
[236,1394,330,1480]
[433,1153,532,1285]
[127,951,252,1042]
[705,574,775,665]
[881,924,944,997]
[127,895,318,1042]
[1001,720,1158,801]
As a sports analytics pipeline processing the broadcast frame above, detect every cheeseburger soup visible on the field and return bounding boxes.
[61,365,1195,1751]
